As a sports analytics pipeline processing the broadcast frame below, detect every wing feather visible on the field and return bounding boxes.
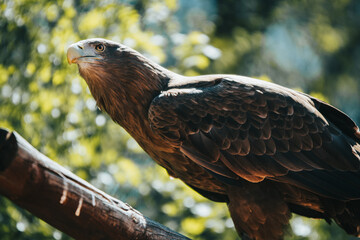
[149,76,360,199]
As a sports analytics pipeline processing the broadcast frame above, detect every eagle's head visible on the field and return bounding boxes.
[67,38,117,65]
[67,38,134,87]
[66,38,169,126]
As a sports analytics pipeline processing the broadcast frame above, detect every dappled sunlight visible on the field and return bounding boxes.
[1,0,359,239]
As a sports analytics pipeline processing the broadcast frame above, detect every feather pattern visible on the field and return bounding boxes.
[150,77,360,183]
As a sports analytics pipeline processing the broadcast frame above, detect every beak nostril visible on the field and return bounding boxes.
[78,45,83,49]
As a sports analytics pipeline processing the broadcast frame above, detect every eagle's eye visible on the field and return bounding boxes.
[95,44,105,52]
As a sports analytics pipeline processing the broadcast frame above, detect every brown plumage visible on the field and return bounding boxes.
[67,38,360,240]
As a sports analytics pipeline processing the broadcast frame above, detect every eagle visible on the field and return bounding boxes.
[67,38,360,240]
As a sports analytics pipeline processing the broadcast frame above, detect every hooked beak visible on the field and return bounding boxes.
[67,43,102,64]
[67,44,83,64]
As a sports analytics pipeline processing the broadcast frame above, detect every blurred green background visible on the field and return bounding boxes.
[1,0,359,239]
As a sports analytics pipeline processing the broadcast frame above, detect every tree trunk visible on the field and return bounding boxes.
[0,128,191,240]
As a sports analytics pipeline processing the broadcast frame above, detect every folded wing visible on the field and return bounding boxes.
[149,76,360,200]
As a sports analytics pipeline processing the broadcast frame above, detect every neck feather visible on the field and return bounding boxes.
[79,51,173,137]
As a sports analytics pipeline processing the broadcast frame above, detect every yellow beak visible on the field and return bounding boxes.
[67,44,83,64]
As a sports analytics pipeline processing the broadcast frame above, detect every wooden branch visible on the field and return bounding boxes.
[0,128,191,240]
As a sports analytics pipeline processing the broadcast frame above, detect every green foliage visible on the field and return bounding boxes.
[0,0,359,239]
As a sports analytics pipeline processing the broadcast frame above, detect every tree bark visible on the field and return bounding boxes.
[0,128,191,240]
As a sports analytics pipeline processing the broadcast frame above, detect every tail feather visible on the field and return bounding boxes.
[226,182,290,240]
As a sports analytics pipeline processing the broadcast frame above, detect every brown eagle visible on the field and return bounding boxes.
[67,38,360,240]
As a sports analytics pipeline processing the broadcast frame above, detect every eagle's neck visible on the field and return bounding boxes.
[79,52,175,140]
